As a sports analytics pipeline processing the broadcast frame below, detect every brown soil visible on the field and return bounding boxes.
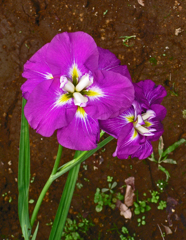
[0,0,186,239]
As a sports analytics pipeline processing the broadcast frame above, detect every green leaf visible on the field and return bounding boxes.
[161,159,177,164]
[158,165,170,182]
[134,208,140,215]
[31,222,39,240]
[96,205,103,212]
[101,188,109,193]
[49,151,81,240]
[148,152,157,162]
[54,136,114,180]
[158,136,164,159]
[146,205,151,211]
[18,98,31,239]
[111,181,117,189]
[162,139,186,158]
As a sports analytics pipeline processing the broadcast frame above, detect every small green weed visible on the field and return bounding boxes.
[156,179,168,192]
[120,226,136,240]
[133,200,151,215]
[61,215,94,240]
[137,216,146,227]
[148,191,159,203]
[76,182,83,189]
[157,200,167,210]
[119,35,136,47]
[94,177,123,212]
[148,137,186,182]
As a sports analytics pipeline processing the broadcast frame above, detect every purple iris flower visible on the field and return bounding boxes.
[21,32,134,151]
[99,80,167,159]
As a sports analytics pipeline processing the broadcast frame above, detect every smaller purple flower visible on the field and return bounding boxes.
[100,80,167,160]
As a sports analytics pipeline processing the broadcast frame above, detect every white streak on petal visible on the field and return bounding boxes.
[73,92,88,106]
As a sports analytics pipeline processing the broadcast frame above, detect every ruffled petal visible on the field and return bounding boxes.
[46,32,99,77]
[57,107,100,150]
[146,119,164,142]
[150,104,167,121]
[131,140,153,160]
[134,80,167,108]
[85,70,134,120]
[113,123,141,159]
[24,79,76,137]
[99,105,135,138]
[98,47,132,81]
[21,43,54,99]
[98,47,120,70]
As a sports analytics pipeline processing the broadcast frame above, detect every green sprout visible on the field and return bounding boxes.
[148,191,159,203]
[134,200,151,215]
[120,226,136,240]
[157,200,167,210]
[76,182,83,189]
[137,216,146,227]
[148,137,186,182]
[119,35,136,47]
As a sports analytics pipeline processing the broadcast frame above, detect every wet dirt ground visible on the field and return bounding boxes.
[1,0,186,239]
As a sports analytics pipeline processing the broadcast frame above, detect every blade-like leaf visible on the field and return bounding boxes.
[158,165,170,182]
[18,98,31,239]
[53,136,114,180]
[31,222,39,240]
[158,136,164,160]
[49,151,81,240]
[162,139,186,158]
[161,159,177,164]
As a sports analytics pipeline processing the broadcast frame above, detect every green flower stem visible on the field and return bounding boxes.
[53,135,114,180]
[51,145,63,175]
[31,145,63,227]
[30,135,114,227]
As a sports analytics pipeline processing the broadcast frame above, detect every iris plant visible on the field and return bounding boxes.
[19,31,167,239]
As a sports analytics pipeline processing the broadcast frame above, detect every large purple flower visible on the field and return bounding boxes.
[100,80,167,159]
[21,32,134,151]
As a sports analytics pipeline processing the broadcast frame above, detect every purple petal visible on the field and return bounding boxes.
[150,104,167,121]
[134,80,167,108]
[24,79,76,137]
[131,140,153,160]
[146,119,164,142]
[113,123,141,159]
[21,43,53,99]
[99,105,135,138]
[98,47,132,81]
[98,47,120,70]
[57,108,100,151]
[85,70,134,120]
[46,32,99,77]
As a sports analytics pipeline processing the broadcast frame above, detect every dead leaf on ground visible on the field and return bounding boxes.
[137,0,145,6]
[117,200,132,219]
[124,177,135,207]
[161,224,172,235]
